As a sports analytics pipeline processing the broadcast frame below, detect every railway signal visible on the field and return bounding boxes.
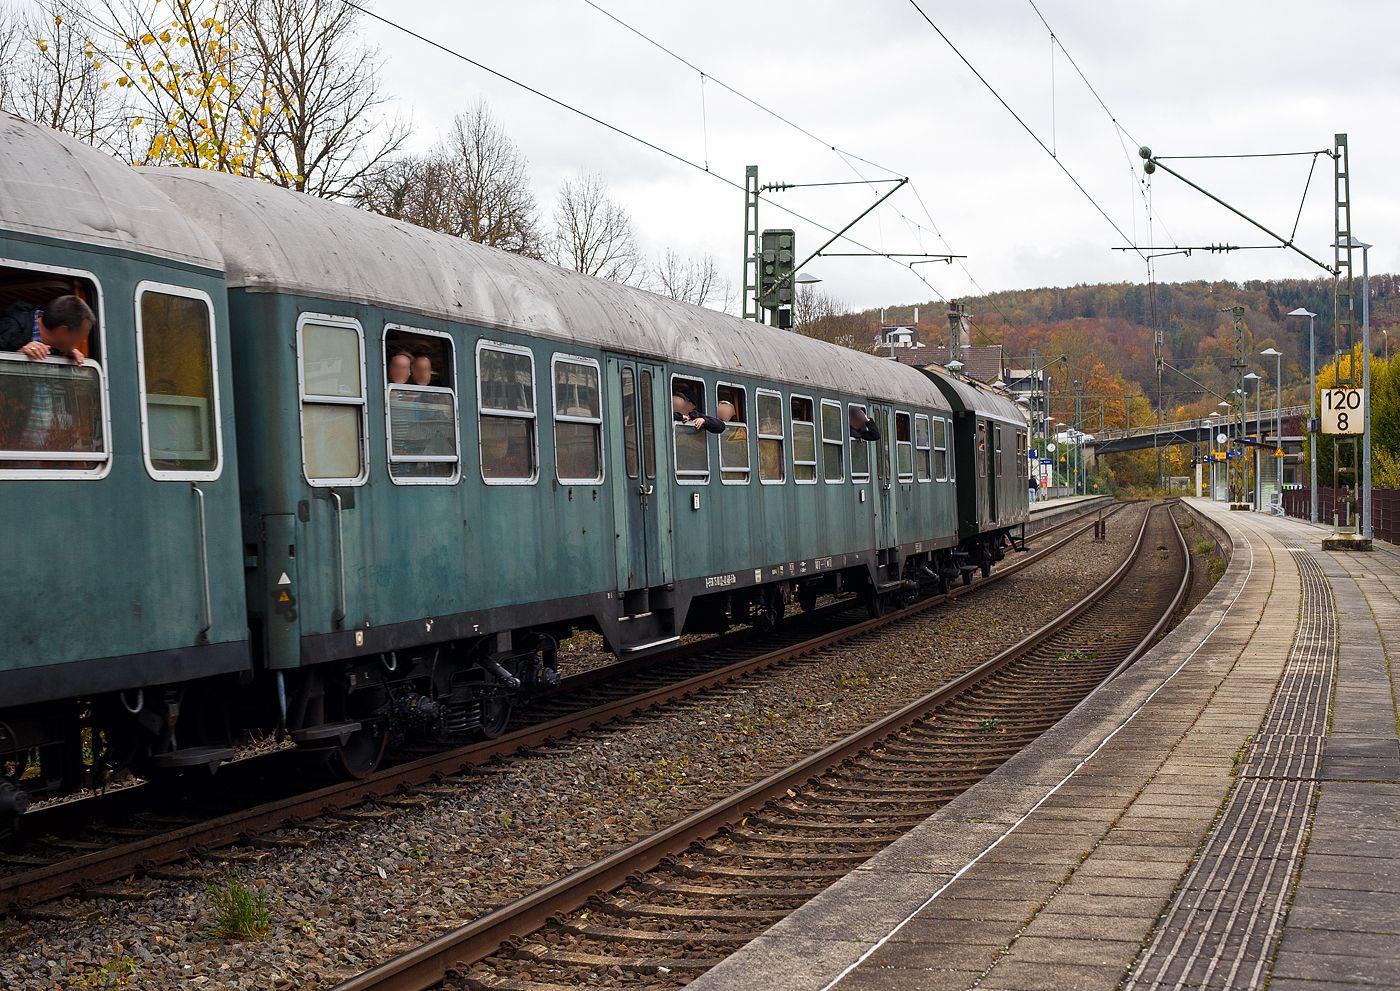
[758,228,796,328]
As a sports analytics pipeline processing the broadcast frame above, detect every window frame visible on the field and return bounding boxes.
[716,379,750,486]
[0,258,111,481]
[848,402,870,483]
[670,372,711,485]
[914,413,932,482]
[135,281,224,481]
[995,425,1003,477]
[895,410,914,483]
[382,323,460,486]
[296,312,368,488]
[820,398,844,484]
[933,416,948,481]
[756,387,785,485]
[790,393,817,485]
[551,353,605,485]
[475,338,539,486]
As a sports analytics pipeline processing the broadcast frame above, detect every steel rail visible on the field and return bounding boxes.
[2,502,1125,915]
[331,503,1171,991]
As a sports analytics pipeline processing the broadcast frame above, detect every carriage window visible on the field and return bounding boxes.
[849,404,870,481]
[995,426,1003,477]
[933,417,948,480]
[672,375,709,483]
[717,383,749,484]
[478,343,537,482]
[791,395,816,483]
[384,326,458,483]
[1016,430,1028,478]
[757,389,784,483]
[0,264,101,362]
[0,356,108,474]
[820,400,843,482]
[914,414,931,482]
[895,412,913,481]
[299,316,365,484]
[977,422,987,478]
[136,286,220,478]
[554,357,603,483]
[640,369,656,479]
[620,367,638,479]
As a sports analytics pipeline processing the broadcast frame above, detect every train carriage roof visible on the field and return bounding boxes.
[0,116,222,270]
[138,167,950,411]
[925,368,1029,425]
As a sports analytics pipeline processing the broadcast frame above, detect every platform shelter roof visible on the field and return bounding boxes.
[139,167,950,411]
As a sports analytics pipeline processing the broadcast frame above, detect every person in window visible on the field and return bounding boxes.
[387,350,412,385]
[1,295,94,365]
[716,401,737,423]
[672,387,724,433]
[411,354,435,387]
[849,407,880,441]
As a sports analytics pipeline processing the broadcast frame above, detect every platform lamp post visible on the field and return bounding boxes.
[1288,307,1318,523]
[1260,347,1283,514]
[1244,372,1261,507]
[1217,400,1233,501]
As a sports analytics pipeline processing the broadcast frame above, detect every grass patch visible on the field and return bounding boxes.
[1193,537,1215,557]
[205,869,272,940]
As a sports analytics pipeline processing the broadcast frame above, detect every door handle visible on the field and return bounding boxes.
[638,483,653,506]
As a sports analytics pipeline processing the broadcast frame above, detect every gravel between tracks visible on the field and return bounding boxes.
[0,505,1147,990]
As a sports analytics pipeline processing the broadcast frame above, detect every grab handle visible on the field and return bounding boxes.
[330,490,346,628]
[191,483,212,643]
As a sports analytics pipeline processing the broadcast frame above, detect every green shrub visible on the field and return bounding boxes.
[1193,537,1215,557]
[205,869,272,940]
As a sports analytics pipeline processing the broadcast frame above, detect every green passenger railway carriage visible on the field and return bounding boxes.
[0,115,1027,828]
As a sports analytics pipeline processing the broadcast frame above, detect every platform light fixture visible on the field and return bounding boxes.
[1260,348,1284,509]
[1288,307,1318,523]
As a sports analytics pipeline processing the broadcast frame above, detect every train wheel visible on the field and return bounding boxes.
[798,588,818,614]
[476,698,513,740]
[866,590,885,619]
[333,725,386,780]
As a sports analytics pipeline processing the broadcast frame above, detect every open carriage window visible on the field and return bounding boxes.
[384,325,459,484]
[671,375,710,483]
[849,404,870,481]
[791,395,816,483]
[716,383,749,484]
[0,262,109,478]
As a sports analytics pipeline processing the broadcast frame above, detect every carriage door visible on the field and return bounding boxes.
[871,403,898,549]
[606,357,670,592]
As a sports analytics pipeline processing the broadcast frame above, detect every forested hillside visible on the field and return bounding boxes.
[871,275,1400,420]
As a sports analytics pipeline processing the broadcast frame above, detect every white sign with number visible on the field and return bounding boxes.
[1322,387,1365,435]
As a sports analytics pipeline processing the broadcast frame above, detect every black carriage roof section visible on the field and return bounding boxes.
[138,167,951,413]
[922,366,1028,425]
[0,114,223,273]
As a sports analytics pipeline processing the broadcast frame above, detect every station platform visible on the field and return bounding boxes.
[692,499,1400,991]
[1028,493,1107,517]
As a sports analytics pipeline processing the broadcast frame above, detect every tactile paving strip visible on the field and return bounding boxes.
[1122,550,1335,991]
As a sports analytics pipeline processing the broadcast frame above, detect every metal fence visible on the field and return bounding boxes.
[1281,487,1399,544]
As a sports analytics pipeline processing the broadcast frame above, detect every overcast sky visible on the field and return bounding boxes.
[370,0,1398,311]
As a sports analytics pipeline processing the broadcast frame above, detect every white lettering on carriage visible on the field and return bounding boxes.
[705,573,737,589]
[814,557,833,571]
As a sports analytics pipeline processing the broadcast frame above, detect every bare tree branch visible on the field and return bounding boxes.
[548,171,643,284]
[440,99,542,256]
[236,0,407,198]
[650,247,720,306]
[4,1,125,151]
[794,284,879,353]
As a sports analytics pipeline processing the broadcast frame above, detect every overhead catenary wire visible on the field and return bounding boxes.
[905,0,1144,260]
[336,0,938,294]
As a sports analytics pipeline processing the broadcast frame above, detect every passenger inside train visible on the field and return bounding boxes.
[387,350,412,384]
[849,405,880,441]
[0,294,94,364]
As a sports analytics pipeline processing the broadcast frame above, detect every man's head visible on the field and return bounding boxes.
[39,295,95,353]
[411,354,434,386]
[716,401,736,422]
[388,351,412,384]
[849,406,869,428]
[672,389,697,416]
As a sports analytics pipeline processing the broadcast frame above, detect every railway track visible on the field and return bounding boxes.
[0,501,1125,919]
[330,501,1187,991]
